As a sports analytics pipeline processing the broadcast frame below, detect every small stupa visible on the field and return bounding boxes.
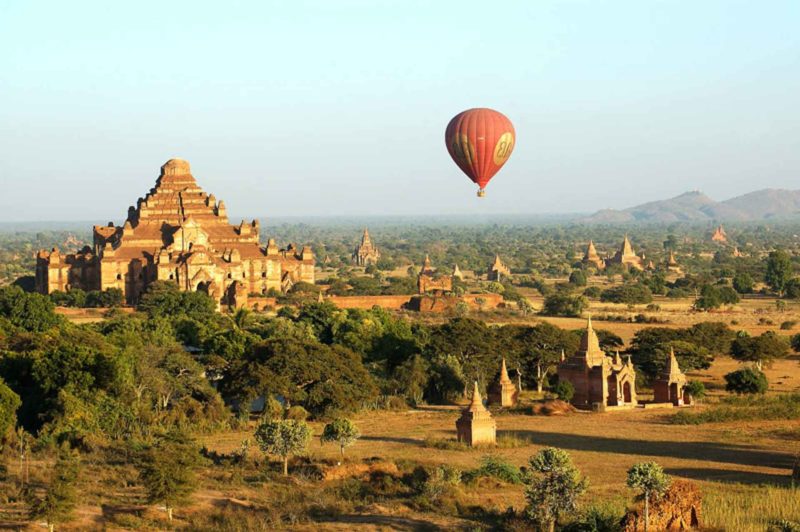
[653,347,691,406]
[488,358,518,407]
[456,382,496,446]
[452,264,464,280]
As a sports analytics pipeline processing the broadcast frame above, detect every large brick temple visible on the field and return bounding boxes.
[35,159,315,307]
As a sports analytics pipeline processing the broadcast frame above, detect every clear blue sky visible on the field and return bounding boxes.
[1,0,798,221]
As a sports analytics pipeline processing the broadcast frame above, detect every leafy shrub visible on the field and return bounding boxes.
[725,368,768,395]
[583,286,602,299]
[465,455,523,484]
[780,320,797,330]
[553,381,574,402]
[285,405,310,421]
[684,380,706,401]
[541,294,587,317]
[600,284,653,305]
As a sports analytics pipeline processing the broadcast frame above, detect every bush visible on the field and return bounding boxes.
[780,320,797,331]
[465,455,523,485]
[553,381,574,402]
[541,294,587,317]
[600,284,653,305]
[685,380,706,401]
[583,286,602,299]
[569,270,587,287]
[285,405,309,421]
[725,368,768,395]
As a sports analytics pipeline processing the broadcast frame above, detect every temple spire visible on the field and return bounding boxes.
[499,358,512,384]
[466,381,488,412]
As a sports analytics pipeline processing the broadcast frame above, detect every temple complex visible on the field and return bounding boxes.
[711,225,728,243]
[557,319,638,410]
[487,358,518,407]
[605,235,644,270]
[417,255,453,294]
[582,240,605,270]
[653,348,692,406]
[35,159,315,307]
[352,228,380,266]
[487,254,511,281]
[455,382,496,446]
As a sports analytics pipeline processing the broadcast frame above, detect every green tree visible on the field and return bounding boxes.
[392,354,429,405]
[0,377,21,439]
[541,294,587,317]
[137,431,202,522]
[730,331,789,370]
[732,272,754,294]
[568,270,587,287]
[321,418,360,461]
[30,446,80,532]
[600,284,653,305]
[0,286,62,332]
[222,337,378,416]
[725,368,768,394]
[765,249,793,296]
[626,462,670,532]
[254,419,312,475]
[524,447,587,532]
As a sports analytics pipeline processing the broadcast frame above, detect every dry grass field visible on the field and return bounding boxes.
[192,353,800,531]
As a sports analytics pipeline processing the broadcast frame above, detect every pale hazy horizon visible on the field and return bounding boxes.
[1,0,798,222]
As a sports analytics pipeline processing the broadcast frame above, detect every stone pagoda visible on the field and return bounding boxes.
[582,240,605,270]
[35,159,315,307]
[557,318,638,409]
[711,225,728,243]
[456,382,496,446]
[487,358,518,407]
[653,347,691,406]
[487,254,511,281]
[665,250,682,273]
[352,228,380,266]
[605,235,644,270]
[452,264,464,280]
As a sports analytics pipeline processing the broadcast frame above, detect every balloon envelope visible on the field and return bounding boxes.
[445,108,515,195]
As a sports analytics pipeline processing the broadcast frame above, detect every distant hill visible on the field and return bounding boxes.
[583,189,800,223]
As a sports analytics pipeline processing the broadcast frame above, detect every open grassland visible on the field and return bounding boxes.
[194,399,800,531]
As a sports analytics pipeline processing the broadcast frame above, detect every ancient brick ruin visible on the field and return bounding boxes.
[35,159,314,307]
[417,255,453,294]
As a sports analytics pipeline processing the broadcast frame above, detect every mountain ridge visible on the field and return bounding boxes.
[582,188,800,223]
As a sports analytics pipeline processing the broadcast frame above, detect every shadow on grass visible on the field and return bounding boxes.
[498,430,794,469]
[664,467,792,486]
[360,435,424,446]
[316,513,444,531]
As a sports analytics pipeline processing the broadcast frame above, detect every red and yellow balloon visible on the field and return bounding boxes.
[445,108,515,197]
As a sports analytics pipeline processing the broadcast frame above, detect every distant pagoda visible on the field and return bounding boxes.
[487,254,511,281]
[711,225,728,243]
[582,240,605,270]
[352,228,380,266]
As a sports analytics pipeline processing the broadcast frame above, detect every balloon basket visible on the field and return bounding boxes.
[477,189,486,198]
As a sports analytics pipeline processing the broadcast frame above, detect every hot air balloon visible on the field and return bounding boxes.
[445,108,515,197]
